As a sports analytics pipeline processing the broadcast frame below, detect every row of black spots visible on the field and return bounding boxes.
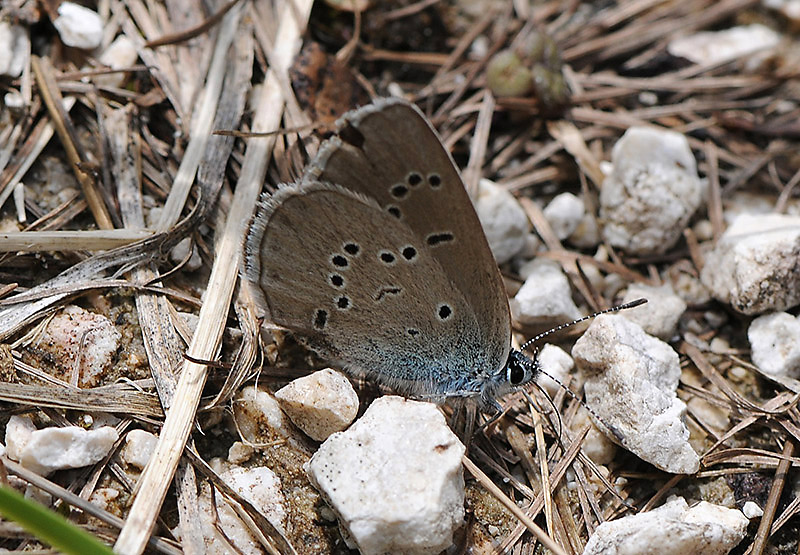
[376,245,418,267]
[387,172,443,212]
[426,232,454,247]
[407,170,442,189]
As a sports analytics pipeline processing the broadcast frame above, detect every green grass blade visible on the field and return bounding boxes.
[0,485,114,554]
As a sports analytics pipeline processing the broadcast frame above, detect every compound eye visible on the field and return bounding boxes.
[507,359,526,385]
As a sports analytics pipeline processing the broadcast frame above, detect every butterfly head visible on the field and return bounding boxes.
[478,349,540,413]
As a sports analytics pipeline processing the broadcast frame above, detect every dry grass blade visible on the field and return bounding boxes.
[0,230,153,252]
[30,56,113,230]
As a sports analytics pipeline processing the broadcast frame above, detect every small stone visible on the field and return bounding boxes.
[33,305,121,388]
[189,464,287,554]
[120,429,158,470]
[511,259,582,327]
[227,441,255,464]
[543,192,585,241]
[571,407,617,465]
[621,283,686,339]
[5,91,25,110]
[669,268,713,306]
[742,500,763,519]
[700,213,800,314]
[569,212,601,249]
[536,344,574,397]
[169,237,202,272]
[95,35,139,89]
[221,466,286,532]
[52,2,104,50]
[748,312,800,377]
[667,24,780,65]
[473,178,528,264]
[687,397,729,435]
[764,0,800,24]
[275,368,359,441]
[0,22,29,78]
[5,415,37,461]
[89,487,120,511]
[17,426,119,476]
[600,127,703,255]
[572,315,700,474]
[583,496,748,555]
[306,396,465,555]
[233,386,296,443]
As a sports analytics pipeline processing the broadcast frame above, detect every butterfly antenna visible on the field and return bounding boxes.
[522,381,638,514]
[533,365,624,444]
[519,298,647,352]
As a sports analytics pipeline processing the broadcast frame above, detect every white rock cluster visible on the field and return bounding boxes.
[701,213,800,315]
[583,496,748,555]
[600,126,703,255]
[306,397,465,555]
[572,315,700,474]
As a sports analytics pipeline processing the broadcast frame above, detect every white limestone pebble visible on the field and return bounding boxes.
[119,429,158,470]
[700,213,800,315]
[15,425,119,476]
[36,304,121,388]
[599,126,702,255]
[543,192,585,241]
[473,178,529,264]
[52,2,104,50]
[536,343,574,397]
[0,22,29,77]
[94,35,138,89]
[233,386,301,447]
[572,315,700,474]
[274,368,359,441]
[742,501,764,519]
[748,312,800,377]
[667,24,780,65]
[306,396,465,555]
[169,237,203,272]
[621,283,686,339]
[5,415,37,461]
[190,463,287,555]
[583,496,748,555]
[511,259,582,327]
[89,487,120,511]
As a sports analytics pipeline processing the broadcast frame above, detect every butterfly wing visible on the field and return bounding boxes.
[303,98,511,380]
[245,182,501,398]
